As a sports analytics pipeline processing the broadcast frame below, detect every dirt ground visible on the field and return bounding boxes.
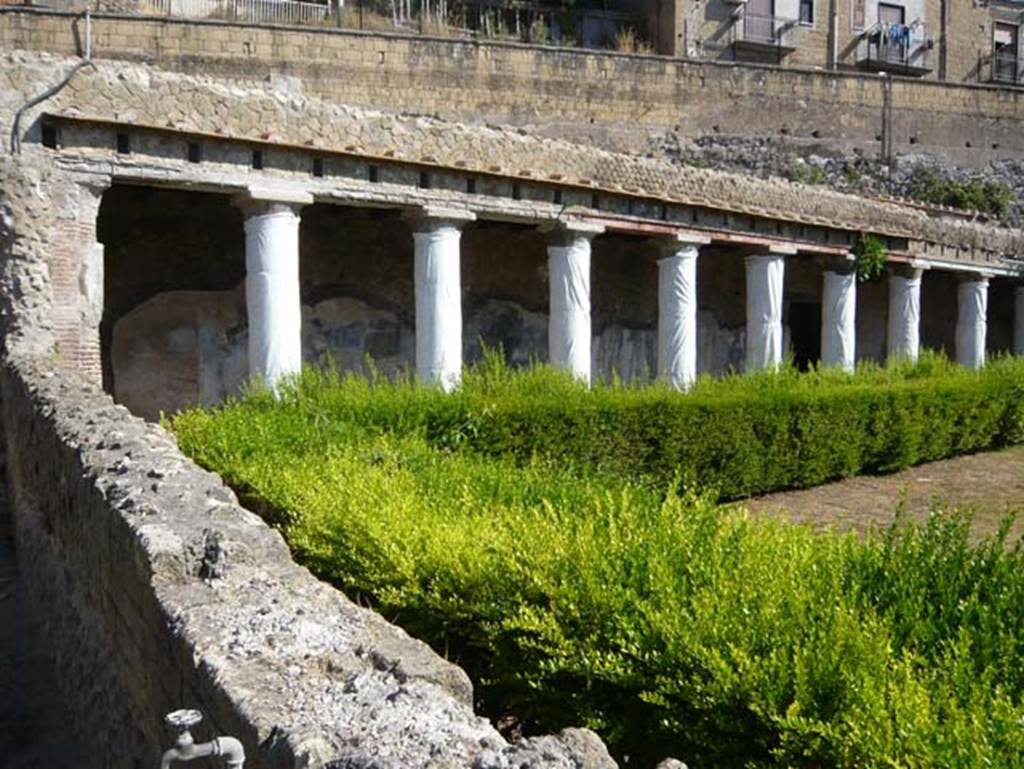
[745,445,1024,544]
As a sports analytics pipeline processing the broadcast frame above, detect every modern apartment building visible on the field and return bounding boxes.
[652,0,1023,84]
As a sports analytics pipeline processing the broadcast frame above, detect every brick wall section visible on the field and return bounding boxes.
[2,8,1023,166]
[48,185,104,382]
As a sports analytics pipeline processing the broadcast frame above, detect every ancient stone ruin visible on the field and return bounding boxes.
[1,4,1023,767]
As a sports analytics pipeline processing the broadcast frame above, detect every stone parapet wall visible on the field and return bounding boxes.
[2,7,1024,167]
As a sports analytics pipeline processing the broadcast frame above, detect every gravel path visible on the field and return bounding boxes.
[745,445,1024,543]
[0,534,86,769]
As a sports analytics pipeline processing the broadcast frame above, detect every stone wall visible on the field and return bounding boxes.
[0,351,617,769]
[3,7,1024,168]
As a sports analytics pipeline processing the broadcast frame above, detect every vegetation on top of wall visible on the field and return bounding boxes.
[786,160,827,185]
[851,233,887,282]
[909,165,1017,219]
[170,355,1024,767]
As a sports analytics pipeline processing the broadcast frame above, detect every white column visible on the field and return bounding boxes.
[241,192,311,391]
[1014,286,1024,356]
[413,208,474,391]
[887,268,923,363]
[745,254,786,372]
[821,270,857,372]
[657,236,707,390]
[548,222,603,384]
[956,277,989,369]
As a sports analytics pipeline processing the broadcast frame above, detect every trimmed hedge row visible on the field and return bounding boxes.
[284,352,1024,499]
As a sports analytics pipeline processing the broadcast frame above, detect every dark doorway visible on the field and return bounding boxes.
[788,301,822,371]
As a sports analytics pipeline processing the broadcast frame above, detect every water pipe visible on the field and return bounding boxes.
[159,710,245,769]
[9,9,93,155]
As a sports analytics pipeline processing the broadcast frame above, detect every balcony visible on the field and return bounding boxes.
[856,22,932,76]
[991,50,1023,86]
[730,10,797,61]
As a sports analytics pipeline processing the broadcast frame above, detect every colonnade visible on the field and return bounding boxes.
[237,195,1016,392]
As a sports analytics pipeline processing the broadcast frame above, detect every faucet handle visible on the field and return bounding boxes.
[165,709,203,733]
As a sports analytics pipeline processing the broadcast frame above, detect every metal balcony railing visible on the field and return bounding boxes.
[732,10,796,49]
[857,21,932,75]
[991,50,1023,85]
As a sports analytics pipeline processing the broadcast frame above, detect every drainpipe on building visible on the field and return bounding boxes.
[828,0,838,69]
[939,0,948,80]
[9,10,93,155]
[881,73,895,195]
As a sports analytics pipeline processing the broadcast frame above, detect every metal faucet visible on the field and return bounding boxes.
[160,709,245,769]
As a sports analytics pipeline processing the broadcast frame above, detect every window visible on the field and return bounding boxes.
[799,0,814,25]
[852,0,865,31]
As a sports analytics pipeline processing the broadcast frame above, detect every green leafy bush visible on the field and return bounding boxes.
[851,234,887,282]
[170,355,1024,767]
[909,165,1017,219]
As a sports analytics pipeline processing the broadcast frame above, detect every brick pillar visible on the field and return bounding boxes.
[49,180,107,385]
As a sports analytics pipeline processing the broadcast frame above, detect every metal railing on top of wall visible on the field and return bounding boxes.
[81,0,650,51]
[142,0,330,26]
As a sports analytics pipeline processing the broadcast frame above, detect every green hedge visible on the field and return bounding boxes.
[169,354,1024,767]
[275,351,1024,500]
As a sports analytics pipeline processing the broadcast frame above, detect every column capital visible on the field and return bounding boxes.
[956,272,993,285]
[407,205,476,231]
[745,252,788,267]
[889,262,925,281]
[823,250,857,273]
[543,218,605,246]
[233,186,314,217]
[654,232,709,260]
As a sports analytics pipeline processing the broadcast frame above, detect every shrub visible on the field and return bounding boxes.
[170,355,1024,767]
[410,352,1024,500]
[909,165,1017,219]
[851,233,887,282]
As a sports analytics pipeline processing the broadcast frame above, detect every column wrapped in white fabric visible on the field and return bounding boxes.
[745,254,785,372]
[887,271,922,362]
[414,223,463,391]
[244,206,303,391]
[1014,287,1024,356]
[658,246,699,389]
[548,235,592,384]
[821,270,856,372]
[956,278,988,369]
